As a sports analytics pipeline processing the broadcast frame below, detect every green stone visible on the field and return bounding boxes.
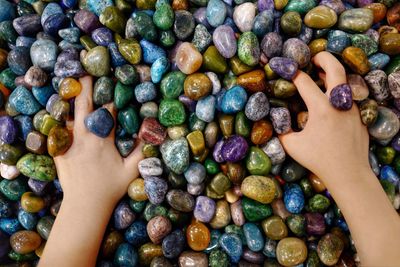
[143,203,168,221]
[118,38,142,65]
[82,46,111,77]
[16,153,57,182]
[0,144,23,165]
[114,81,134,109]
[134,11,157,42]
[37,215,55,240]
[0,68,17,89]
[0,177,27,201]
[338,8,374,33]
[158,99,186,127]
[285,0,316,14]
[306,250,322,267]
[115,0,132,13]
[246,147,272,176]
[394,156,400,174]
[160,30,176,47]
[205,158,220,175]
[308,194,331,213]
[209,250,229,267]
[385,55,400,75]
[299,178,313,198]
[160,71,186,99]
[33,110,48,131]
[153,3,174,31]
[80,35,97,50]
[280,11,302,36]
[351,34,378,56]
[161,138,190,175]
[142,144,159,158]
[115,64,138,85]
[93,76,114,105]
[167,208,190,226]
[224,224,247,245]
[223,73,237,89]
[242,197,273,222]
[235,111,251,137]
[17,1,36,16]
[118,106,139,135]
[168,172,187,189]
[8,251,37,262]
[188,113,206,132]
[129,199,147,213]
[286,214,306,237]
[99,6,127,34]
[202,46,228,74]
[40,115,61,136]
[376,146,396,165]
[0,21,18,44]
[209,173,231,195]
[237,31,260,67]
[274,79,297,98]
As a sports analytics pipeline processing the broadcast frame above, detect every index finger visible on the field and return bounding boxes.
[74,76,94,134]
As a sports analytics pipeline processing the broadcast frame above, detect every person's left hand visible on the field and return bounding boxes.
[54,76,144,206]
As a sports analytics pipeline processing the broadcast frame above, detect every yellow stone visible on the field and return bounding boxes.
[229,56,253,76]
[225,189,240,203]
[309,38,328,57]
[264,64,278,80]
[59,78,82,100]
[186,130,205,156]
[128,178,148,201]
[241,175,276,204]
[262,215,289,240]
[209,200,231,229]
[276,238,308,266]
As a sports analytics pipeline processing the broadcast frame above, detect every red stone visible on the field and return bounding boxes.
[138,118,167,145]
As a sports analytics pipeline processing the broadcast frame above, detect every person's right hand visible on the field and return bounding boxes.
[279,51,370,180]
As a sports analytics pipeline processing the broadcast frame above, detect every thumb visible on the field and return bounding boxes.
[278,131,304,160]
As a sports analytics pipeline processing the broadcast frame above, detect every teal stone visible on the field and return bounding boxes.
[18,210,38,230]
[284,0,317,14]
[219,233,243,263]
[238,32,260,67]
[114,82,134,110]
[87,0,114,16]
[9,86,41,116]
[209,250,229,267]
[242,197,273,222]
[115,64,138,86]
[8,251,37,262]
[153,3,174,31]
[206,0,227,28]
[133,11,157,42]
[224,224,247,246]
[0,21,18,44]
[0,177,27,201]
[351,34,378,56]
[158,99,186,127]
[160,71,186,99]
[58,27,81,43]
[160,137,190,175]
[308,194,331,213]
[16,153,57,182]
[30,39,58,72]
[129,200,147,213]
[151,57,170,84]
[205,230,221,253]
[0,0,16,22]
[188,113,206,132]
[338,8,374,33]
[114,243,138,267]
[243,223,264,252]
[0,68,17,89]
[118,106,140,135]
[36,215,54,240]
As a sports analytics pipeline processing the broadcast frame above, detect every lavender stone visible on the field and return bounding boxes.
[91,27,113,46]
[0,116,17,144]
[213,139,225,163]
[329,84,353,111]
[269,107,292,134]
[261,32,283,58]
[221,135,249,162]
[114,201,135,230]
[194,196,216,223]
[245,92,270,121]
[269,57,298,80]
[184,162,206,185]
[138,157,163,178]
[213,25,237,58]
[144,176,168,205]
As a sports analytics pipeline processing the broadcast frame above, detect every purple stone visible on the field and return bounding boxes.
[319,0,346,14]
[261,32,283,58]
[46,94,61,113]
[391,134,400,152]
[193,8,212,29]
[0,116,17,144]
[213,140,225,163]
[28,179,48,196]
[213,25,237,59]
[54,60,86,78]
[329,84,353,110]
[394,99,400,110]
[194,196,216,223]
[114,201,135,230]
[221,135,249,162]
[73,9,101,34]
[269,57,298,80]
[144,176,168,205]
[258,0,274,11]
[91,27,114,46]
[242,248,265,264]
[178,95,196,113]
[357,0,373,7]
[12,14,42,37]
[269,107,292,134]
[56,48,80,63]
[305,212,326,236]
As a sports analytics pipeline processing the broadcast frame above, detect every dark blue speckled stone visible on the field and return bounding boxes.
[0,116,17,144]
[18,209,38,230]
[135,82,157,103]
[283,184,305,214]
[327,30,351,54]
[144,176,168,205]
[140,40,167,65]
[380,165,399,186]
[84,108,115,138]
[91,27,114,46]
[243,223,264,252]
[0,218,22,235]
[14,115,33,141]
[108,43,128,68]
[43,13,69,37]
[162,229,185,259]
[219,233,243,263]
[125,220,149,246]
[220,86,247,114]
[113,201,135,230]
[114,243,138,267]
[368,53,390,71]
[7,47,32,75]
[32,85,56,107]
[9,86,41,115]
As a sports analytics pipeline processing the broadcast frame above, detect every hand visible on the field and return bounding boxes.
[54,76,144,206]
[279,51,370,180]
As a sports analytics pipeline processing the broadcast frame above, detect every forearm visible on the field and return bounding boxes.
[39,195,116,267]
[322,168,400,266]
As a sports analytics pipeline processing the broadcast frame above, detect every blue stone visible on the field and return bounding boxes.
[18,209,38,230]
[30,39,58,72]
[206,0,227,28]
[184,162,206,185]
[283,184,305,214]
[204,230,221,253]
[0,0,16,23]
[196,95,216,123]
[0,197,12,218]
[9,86,41,115]
[14,115,33,141]
[368,53,391,71]
[335,217,349,232]
[220,86,247,114]
[113,201,135,230]
[91,27,114,46]
[151,57,170,83]
[61,0,78,9]
[243,223,264,252]
[299,25,313,44]
[108,42,128,67]
[87,0,114,16]
[125,220,149,246]
[223,17,239,33]
[162,229,185,259]
[16,37,36,48]
[0,218,22,235]
[324,209,335,226]
[58,27,81,43]
[53,179,63,192]
[114,243,138,267]
[215,88,226,112]
[252,10,274,38]
[219,233,243,263]
[140,40,167,65]
[28,179,48,196]
[144,176,168,205]
[41,3,63,26]
[263,237,277,257]
[0,116,17,144]
[7,47,32,75]
[32,85,56,107]
[84,108,115,138]
[134,82,157,103]
[327,30,351,54]
[58,40,84,51]
[380,165,400,186]
[43,13,69,36]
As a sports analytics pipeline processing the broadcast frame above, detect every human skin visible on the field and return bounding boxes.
[39,53,400,267]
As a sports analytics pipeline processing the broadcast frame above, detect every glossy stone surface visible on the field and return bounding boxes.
[84,108,114,138]
[276,237,308,266]
[329,84,353,111]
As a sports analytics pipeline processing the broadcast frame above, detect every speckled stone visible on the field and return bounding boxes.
[261,137,286,165]
[30,39,58,72]
[282,38,311,68]
[244,92,269,122]
[194,196,216,223]
[364,70,389,102]
[269,57,298,80]
[160,138,189,175]
[269,107,291,134]
[329,84,353,111]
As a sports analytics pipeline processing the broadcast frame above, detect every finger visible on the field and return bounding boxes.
[278,131,305,161]
[293,71,326,110]
[124,140,145,176]
[103,102,117,138]
[312,51,347,95]
[74,76,94,133]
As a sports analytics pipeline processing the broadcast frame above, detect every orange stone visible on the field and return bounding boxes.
[21,192,45,213]
[0,83,10,97]
[10,230,42,254]
[0,48,8,70]
[251,120,273,145]
[47,126,73,157]
[172,0,188,10]
[308,173,326,193]
[237,69,267,93]
[365,3,387,24]
[387,3,400,31]
[59,77,82,100]
[186,220,210,251]
[184,73,212,100]
[297,111,308,130]
[176,42,203,74]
